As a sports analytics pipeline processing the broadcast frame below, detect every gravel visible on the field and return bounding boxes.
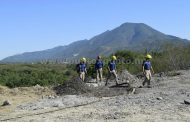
[1,70,190,122]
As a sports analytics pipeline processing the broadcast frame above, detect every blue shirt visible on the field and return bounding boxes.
[108,61,116,71]
[143,61,151,70]
[79,63,86,72]
[95,60,103,69]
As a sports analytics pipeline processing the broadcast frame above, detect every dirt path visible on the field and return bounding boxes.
[0,70,190,122]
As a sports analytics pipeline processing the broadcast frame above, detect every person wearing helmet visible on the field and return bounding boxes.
[82,57,86,63]
[95,55,104,82]
[77,57,87,82]
[105,55,119,86]
[142,54,154,88]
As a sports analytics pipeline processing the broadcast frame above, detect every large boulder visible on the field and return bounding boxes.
[118,70,140,87]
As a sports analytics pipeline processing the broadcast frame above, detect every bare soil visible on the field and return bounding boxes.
[0,70,190,122]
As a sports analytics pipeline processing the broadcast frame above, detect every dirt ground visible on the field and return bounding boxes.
[0,70,190,122]
[0,85,55,114]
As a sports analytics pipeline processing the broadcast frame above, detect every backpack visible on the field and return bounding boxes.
[76,63,80,73]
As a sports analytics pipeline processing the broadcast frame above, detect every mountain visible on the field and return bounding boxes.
[2,22,190,63]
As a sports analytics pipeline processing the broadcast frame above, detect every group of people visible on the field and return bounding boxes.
[77,54,154,87]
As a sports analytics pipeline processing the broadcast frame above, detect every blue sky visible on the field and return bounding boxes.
[0,0,190,60]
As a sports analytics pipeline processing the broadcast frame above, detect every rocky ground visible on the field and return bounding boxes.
[0,70,190,122]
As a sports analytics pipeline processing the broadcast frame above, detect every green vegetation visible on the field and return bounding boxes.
[115,50,143,74]
[0,64,77,88]
[115,45,190,74]
[0,45,190,88]
[151,46,190,72]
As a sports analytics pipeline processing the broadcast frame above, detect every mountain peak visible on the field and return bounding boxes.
[2,22,190,63]
[120,22,148,27]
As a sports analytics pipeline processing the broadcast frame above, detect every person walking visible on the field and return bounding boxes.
[105,56,119,86]
[77,57,87,82]
[142,54,154,88]
[95,56,104,82]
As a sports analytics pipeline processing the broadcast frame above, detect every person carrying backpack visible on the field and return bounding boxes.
[77,57,87,82]
[142,54,154,88]
[105,55,119,86]
[95,55,103,82]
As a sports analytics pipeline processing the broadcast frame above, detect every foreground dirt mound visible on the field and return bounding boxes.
[53,78,92,95]
[53,70,138,97]
[118,70,140,86]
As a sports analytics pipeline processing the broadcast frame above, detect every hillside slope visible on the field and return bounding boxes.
[2,22,190,63]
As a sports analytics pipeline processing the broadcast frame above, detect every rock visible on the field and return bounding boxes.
[52,104,59,107]
[121,70,136,80]
[34,84,43,90]
[157,97,163,100]
[119,70,139,85]
[48,95,55,99]
[159,72,165,77]
[184,99,190,105]
[2,100,11,106]
[131,88,136,94]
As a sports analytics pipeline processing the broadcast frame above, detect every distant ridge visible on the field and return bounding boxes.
[2,22,190,63]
